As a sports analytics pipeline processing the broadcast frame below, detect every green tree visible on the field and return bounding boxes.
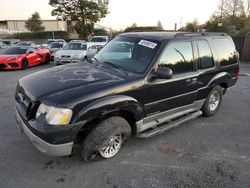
[93,28,108,36]
[49,0,109,38]
[25,12,45,32]
[181,19,201,32]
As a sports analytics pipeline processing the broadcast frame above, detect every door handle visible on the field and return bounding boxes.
[186,78,197,85]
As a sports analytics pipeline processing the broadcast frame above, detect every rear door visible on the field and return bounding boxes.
[142,40,199,117]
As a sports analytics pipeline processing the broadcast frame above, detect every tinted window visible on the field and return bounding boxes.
[197,40,214,69]
[50,43,63,48]
[1,47,27,54]
[212,38,236,66]
[90,37,107,42]
[159,42,194,74]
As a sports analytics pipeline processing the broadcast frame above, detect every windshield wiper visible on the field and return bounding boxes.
[101,61,128,75]
[103,61,122,70]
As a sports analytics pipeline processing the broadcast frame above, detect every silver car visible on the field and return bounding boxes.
[54,41,98,65]
[47,42,65,59]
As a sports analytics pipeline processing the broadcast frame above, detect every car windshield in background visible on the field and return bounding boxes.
[49,43,63,48]
[63,43,87,50]
[2,41,11,45]
[90,37,107,42]
[1,47,27,54]
[16,42,33,47]
[95,36,160,74]
[46,40,56,44]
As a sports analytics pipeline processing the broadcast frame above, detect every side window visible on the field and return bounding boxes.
[159,41,194,75]
[197,40,214,69]
[212,38,236,66]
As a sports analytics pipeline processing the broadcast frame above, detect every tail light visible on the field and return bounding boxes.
[236,67,240,80]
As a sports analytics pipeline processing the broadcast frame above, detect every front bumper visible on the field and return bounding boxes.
[55,58,81,65]
[15,108,73,157]
[0,61,20,70]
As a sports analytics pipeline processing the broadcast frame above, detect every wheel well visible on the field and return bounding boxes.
[73,110,137,145]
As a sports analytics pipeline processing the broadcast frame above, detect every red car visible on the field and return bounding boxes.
[0,46,51,70]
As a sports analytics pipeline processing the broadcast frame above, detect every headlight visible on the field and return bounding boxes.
[36,103,72,126]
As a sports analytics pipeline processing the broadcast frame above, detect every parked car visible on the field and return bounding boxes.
[54,41,97,65]
[15,41,39,48]
[0,46,50,70]
[89,35,109,50]
[0,41,10,51]
[42,39,66,48]
[15,32,239,162]
[1,39,20,46]
[47,42,65,60]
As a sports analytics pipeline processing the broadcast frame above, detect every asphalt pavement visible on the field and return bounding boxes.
[0,63,250,188]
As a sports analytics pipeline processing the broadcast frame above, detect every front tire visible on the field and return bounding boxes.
[81,116,131,162]
[202,86,223,117]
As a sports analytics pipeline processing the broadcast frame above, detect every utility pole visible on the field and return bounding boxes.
[220,0,224,23]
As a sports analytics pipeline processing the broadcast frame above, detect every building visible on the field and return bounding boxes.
[0,20,68,33]
[0,20,111,35]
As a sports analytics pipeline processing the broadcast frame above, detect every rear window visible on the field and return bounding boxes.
[212,38,237,66]
[197,40,214,69]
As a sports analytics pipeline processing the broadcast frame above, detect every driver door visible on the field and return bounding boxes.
[26,47,40,66]
[142,41,198,117]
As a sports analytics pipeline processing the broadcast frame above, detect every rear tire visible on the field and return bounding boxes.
[202,86,223,117]
[81,116,131,162]
[21,59,28,70]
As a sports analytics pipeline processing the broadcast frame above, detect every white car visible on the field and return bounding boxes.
[89,36,109,50]
[54,41,98,65]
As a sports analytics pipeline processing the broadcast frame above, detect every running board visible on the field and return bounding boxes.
[136,110,202,138]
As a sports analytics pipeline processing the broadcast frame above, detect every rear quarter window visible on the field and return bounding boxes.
[212,38,237,66]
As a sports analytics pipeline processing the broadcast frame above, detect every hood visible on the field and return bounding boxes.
[0,54,22,61]
[19,63,125,105]
[60,50,86,57]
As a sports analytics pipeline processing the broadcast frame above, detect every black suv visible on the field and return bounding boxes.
[15,32,240,162]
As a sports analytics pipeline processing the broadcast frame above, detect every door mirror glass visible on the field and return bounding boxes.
[156,67,173,79]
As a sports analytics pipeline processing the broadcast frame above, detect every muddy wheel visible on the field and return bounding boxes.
[81,116,131,162]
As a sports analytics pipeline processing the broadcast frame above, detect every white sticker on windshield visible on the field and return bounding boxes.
[138,40,157,49]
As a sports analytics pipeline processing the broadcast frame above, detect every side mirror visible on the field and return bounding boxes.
[28,51,33,54]
[156,67,173,79]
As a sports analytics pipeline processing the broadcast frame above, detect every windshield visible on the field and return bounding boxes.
[1,47,27,54]
[95,36,160,74]
[49,43,63,48]
[2,41,11,45]
[90,37,107,42]
[46,40,55,44]
[16,42,33,46]
[63,43,87,50]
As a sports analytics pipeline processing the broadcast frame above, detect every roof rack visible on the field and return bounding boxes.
[175,32,228,37]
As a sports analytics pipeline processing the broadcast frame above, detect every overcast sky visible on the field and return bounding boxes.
[0,0,220,30]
